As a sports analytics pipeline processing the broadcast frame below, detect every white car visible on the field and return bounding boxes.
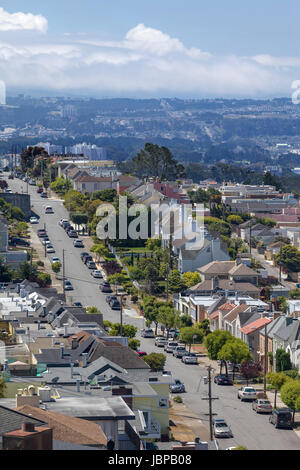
[30,217,38,224]
[52,257,61,263]
[45,206,54,214]
[42,239,51,245]
[237,386,257,402]
[59,218,68,227]
[164,341,178,353]
[91,270,103,278]
[46,245,55,253]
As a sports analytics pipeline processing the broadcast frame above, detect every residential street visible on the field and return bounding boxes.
[6,176,300,450]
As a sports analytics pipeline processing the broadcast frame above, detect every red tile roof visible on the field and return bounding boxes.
[219,303,236,311]
[209,310,220,320]
[241,317,272,335]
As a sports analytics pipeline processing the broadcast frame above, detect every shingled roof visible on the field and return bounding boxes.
[0,405,46,436]
[15,405,107,447]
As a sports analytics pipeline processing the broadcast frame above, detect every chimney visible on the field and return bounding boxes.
[60,344,64,359]
[26,309,29,318]
[82,353,88,367]
[112,386,133,409]
[76,379,80,392]
[42,306,46,317]
[2,424,53,450]
[63,323,68,336]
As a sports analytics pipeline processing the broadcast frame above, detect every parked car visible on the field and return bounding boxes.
[106,295,118,303]
[42,239,51,245]
[9,237,30,247]
[73,301,82,307]
[83,255,93,264]
[155,337,168,347]
[164,341,178,353]
[110,299,121,310]
[64,280,73,291]
[214,374,233,386]
[40,192,48,198]
[100,282,112,293]
[173,345,187,358]
[141,328,155,338]
[252,399,273,414]
[30,217,38,224]
[59,218,68,227]
[73,239,84,248]
[62,220,71,229]
[51,257,60,263]
[37,187,43,194]
[167,328,179,339]
[68,230,78,238]
[170,379,185,393]
[269,408,293,429]
[136,351,147,357]
[45,206,54,214]
[91,270,103,278]
[181,352,198,364]
[237,386,257,401]
[213,419,233,438]
[37,229,48,238]
[46,245,55,253]
[80,252,90,260]
[86,260,97,269]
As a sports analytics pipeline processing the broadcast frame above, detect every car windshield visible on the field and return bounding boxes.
[216,422,228,428]
[260,400,271,405]
[245,388,255,392]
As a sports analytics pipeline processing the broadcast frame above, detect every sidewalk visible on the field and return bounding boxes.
[170,400,210,442]
[29,226,63,293]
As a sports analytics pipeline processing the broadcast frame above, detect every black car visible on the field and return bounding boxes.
[83,256,93,264]
[269,408,293,429]
[80,252,90,260]
[68,230,78,238]
[106,295,118,303]
[110,299,121,310]
[214,374,233,386]
[73,302,83,307]
[9,237,30,247]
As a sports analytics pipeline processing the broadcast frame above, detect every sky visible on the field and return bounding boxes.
[0,1,299,98]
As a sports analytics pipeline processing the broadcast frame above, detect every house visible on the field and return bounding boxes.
[198,260,259,286]
[272,317,300,365]
[223,303,250,337]
[15,405,107,448]
[188,278,260,299]
[178,238,230,274]
[258,314,287,372]
[240,317,272,362]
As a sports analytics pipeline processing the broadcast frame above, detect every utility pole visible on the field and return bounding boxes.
[30,247,33,271]
[201,365,218,441]
[44,223,47,258]
[166,267,169,301]
[118,293,125,337]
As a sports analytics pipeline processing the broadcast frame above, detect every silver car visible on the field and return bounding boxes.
[181,352,198,364]
[155,337,168,347]
[213,419,233,438]
[164,341,178,353]
[252,399,273,414]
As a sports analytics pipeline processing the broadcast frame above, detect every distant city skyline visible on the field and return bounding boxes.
[0,1,299,98]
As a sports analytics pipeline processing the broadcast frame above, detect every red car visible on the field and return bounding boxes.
[37,187,43,193]
[136,351,147,357]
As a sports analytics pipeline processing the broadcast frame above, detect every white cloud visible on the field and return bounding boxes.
[0,17,298,97]
[0,7,47,33]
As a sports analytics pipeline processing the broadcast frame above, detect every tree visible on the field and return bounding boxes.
[132,143,185,180]
[51,262,61,274]
[240,361,262,386]
[0,258,13,282]
[180,314,193,328]
[36,272,51,287]
[204,330,233,360]
[86,306,100,314]
[277,296,288,313]
[128,338,140,350]
[71,213,88,228]
[266,372,291,408]
[275,245,300,273]
[218,339,252,380]
[143,352,166,371]
[157,305,181,338]
[198,319,211,336]
[10,206,25,221]
[182,272,201,288]
[0,377,7,398]
[146,238,162,251]
[280,380,300,423]
[275,349,292,372]
[179,326,203,352]
[109,323,137,338]
[141,296,168,335]
[168,270,186,293]
[91,189,117,203]
[289,289,300,300]
[227,215,244,225]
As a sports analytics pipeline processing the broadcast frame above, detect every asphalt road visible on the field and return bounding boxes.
[6,175,300,450]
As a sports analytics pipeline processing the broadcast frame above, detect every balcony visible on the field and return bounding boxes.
[138,411,161,439]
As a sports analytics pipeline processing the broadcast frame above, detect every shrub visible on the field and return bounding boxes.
[173,396,183,404]
[36,260,44,267]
